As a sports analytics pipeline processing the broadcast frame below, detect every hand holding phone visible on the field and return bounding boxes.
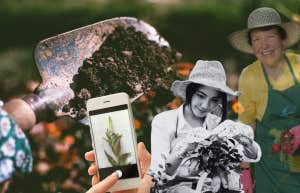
[87,93,141,192]
[85,171,120,193]
[85,142,153,193]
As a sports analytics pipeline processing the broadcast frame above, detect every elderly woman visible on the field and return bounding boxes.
[229,7,300,193]
[149,60,261,193]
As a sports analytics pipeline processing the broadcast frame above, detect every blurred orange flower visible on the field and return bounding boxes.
[64,135,75,146]
[45,122,61,138]
[58,151,79,169]
[167,98,182,109]
[232,100,245,114]
[176,62,194,76]
[133,118,141,131]
[139,95,148,104]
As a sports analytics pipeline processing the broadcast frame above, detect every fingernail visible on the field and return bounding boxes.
[115,170,122,178]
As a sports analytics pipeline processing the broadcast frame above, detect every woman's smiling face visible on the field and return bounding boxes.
[250,27,284,67]
[190,86,223,119]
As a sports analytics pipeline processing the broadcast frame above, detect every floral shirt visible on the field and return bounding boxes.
[0,105,32,183]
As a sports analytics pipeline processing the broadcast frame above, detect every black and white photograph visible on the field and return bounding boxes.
[149,60,261,193]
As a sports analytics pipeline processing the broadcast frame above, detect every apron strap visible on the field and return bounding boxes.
[261,62,273,89]
[285,54,299,85]
[175,115,178,138]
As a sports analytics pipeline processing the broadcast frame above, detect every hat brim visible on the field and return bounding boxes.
[229,22,300,54]
[171,80,240,102]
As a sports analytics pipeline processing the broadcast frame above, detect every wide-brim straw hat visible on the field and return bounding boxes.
[171,60,240,101]
[229,7,300,54]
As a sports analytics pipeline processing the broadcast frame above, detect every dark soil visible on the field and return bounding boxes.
[64,26,181,119]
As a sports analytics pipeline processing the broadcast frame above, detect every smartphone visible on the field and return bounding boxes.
[86,92,141,191]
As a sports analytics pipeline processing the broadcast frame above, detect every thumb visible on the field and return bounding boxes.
[86,171,121,193]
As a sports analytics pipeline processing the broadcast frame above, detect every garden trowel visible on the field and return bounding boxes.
[3,17,169,129]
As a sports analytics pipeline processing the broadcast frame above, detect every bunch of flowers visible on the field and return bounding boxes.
[270,129,294,160]
[151,135,243,193]
[150,120,261,193]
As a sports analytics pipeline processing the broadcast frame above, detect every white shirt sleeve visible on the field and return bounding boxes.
[149,112,173,175]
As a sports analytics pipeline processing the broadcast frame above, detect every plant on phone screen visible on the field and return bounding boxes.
[103,116,131,166]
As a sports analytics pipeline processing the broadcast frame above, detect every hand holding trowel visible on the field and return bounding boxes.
[3,17,180,129]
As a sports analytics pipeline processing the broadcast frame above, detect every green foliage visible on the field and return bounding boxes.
[0,48,40,100]
[269,128,292,162]
[103,116,131,166]
[269,128,282,144]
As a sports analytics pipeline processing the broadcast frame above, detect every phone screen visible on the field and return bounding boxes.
[89,104,139,179]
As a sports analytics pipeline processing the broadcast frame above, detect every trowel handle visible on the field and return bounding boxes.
[3,93,56,129]
[3,98,37,129]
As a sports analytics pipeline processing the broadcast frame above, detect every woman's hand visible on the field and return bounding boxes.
[203,104,223,130]
[85,171,120,193]
[165,142,198,176]
[85,142,152,193]
[233,135,258,160]
[288,124,300,155]
[85,150,100,186]
[174,142,198,157]
[211,104,223,118]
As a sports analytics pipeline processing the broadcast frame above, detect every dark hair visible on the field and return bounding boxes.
[247,25,287,45]
[185,83,227,122]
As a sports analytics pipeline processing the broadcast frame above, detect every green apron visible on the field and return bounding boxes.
[255,56,300,193]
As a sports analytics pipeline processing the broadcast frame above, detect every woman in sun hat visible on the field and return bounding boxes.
[149,60,261,193]
[229,7,300,193]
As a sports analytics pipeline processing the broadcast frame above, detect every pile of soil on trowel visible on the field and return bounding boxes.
[63,26,181,119]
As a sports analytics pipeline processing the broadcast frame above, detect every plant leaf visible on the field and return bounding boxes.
[108,116,113,133]
[103,116,132,166]
[112,135,122,156]
[119,152,131,165]
[269,128,282,143]
[103,137,109,143]
[111,133,122,145]
[104,150,118,166]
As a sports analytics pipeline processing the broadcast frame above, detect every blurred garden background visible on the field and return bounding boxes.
[0,0,300,192]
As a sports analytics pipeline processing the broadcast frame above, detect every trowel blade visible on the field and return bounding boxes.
[34,17,169,118]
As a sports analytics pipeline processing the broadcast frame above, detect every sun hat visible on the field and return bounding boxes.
[171,60,240,101]
[229,7,300,54]
[0,106,32,183]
